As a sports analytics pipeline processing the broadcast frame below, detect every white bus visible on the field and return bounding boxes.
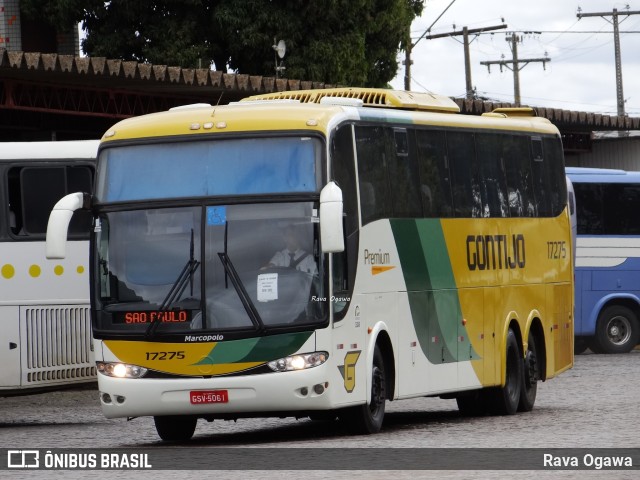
[0,140,98,395]
[47,89,573,441]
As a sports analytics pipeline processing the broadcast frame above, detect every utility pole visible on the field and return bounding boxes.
[404,0,458,91]
[577,8,640,117]
[425,23,507,99]
[480,33,550,106]
[404,37,413,91]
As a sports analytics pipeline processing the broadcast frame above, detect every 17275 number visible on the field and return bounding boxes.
[145,351,185,360]
[547,241,567,259]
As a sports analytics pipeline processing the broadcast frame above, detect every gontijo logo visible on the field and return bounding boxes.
[466,234,526,271]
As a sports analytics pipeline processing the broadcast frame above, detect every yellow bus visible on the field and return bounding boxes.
[46,88,573,441]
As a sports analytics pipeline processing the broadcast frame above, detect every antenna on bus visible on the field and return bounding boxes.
[273,38,286,78]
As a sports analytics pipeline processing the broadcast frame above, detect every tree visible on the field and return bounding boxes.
[20,0,424,87]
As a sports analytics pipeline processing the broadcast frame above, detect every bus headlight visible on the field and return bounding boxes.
[267,352,328,372]
[97,362,148,379]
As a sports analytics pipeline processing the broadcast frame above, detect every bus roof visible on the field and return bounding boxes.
[242,87,461,113]
[100,89,560,143]
[566,166,640,183]
[0,140,99,160]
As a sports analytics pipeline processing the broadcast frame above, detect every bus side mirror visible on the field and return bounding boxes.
[46,192,90,259]
[320,181,345,253]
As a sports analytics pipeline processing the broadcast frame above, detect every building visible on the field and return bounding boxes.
[1,0,639,164]
[1,0,79,55]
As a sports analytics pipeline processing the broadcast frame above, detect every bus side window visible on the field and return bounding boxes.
[8,165,94,238]
[530,136,552,217]
[387,128,422,217]
[355,125,392,224]
[447,131,482,218]
[331,124,359,320]
[415,129,452,217]
[574,183,603,235]
[615,185,640,234]
[67,166,94,235]
[543,136,567,216]
[504,134,536,217]
[7,167,25,235]
[601,183,640,235]
[475,133,509,218]
[20,167,66,236]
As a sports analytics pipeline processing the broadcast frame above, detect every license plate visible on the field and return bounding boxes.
[190,390,229,404]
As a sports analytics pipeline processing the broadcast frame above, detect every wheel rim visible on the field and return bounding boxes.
[606,315,632,346]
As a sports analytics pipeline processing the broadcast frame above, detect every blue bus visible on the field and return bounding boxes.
[567,166,640,354]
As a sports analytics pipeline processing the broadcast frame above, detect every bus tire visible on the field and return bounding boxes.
[340,345,386,434]
[488,329,522,415]
[574,337,589,355]
[594,305,640,354]
[588,338,604,354]
[518,331,539,412]
[154,415,197,442]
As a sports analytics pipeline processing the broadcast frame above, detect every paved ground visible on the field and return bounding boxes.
[1,350,639,479]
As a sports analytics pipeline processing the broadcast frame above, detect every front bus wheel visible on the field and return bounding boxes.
[488,329,522,415]
[340,346,386,434]
[154,415,198,442]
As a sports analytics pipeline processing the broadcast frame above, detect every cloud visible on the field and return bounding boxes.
[392,0,640,115]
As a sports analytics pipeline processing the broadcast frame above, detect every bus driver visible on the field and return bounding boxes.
[263,224,317,275]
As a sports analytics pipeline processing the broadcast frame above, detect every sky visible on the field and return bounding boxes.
[390,0,640,117]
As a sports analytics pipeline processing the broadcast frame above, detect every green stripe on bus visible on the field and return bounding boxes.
[194,331,313,365]
[389,219,432,290]
[391,219,479,364]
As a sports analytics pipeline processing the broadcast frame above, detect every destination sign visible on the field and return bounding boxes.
[113,310,192,325]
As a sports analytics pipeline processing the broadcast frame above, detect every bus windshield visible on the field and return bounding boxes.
[95,136,322,202]
[94,202,325,335]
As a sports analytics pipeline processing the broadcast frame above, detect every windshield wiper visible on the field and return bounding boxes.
[217,252,264,331]
[146,229,200,338]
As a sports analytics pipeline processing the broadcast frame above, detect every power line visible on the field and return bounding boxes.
[577,8,640,116]
[404,0,458,90]
[480,33,550,106]
[526,30,639,33]
[412,30,640,40]
[425,23,508,100]
[473,89,639,116]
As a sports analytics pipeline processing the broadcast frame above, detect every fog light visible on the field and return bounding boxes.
[101,393,112,404]
[313,383,325,394]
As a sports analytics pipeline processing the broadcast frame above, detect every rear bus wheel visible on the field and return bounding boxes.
[518,331,539,412]
[594,305,640,354]
[488,329,522,415]
[154,415,197,442]
[574,337,588,355]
